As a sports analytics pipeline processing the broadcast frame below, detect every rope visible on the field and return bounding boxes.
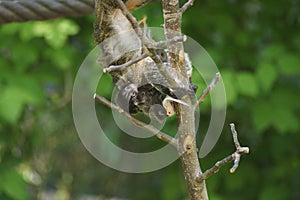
[0,0,94,24]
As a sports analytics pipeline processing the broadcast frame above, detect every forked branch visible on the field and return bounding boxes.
[196,123,249,183]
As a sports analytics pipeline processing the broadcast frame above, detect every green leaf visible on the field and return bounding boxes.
[252,101,273,133]
[237,72,258,97]
[0,23,20,35]
[0,80,44,123]
[256,63,277,92]
[221,70,238,105]
[10,42,38,72]
[252,97,299,134]
[45,47,75,70]
[0,169,30,200]
[0,86,25,124]
[19,20,79,49]
[272,87,300,110]
[46,20,79,49]
[271,107,299,133]
[261,44,285,63]
[277,53,300,75]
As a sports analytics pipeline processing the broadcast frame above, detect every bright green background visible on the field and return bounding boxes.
[0,0,299,199]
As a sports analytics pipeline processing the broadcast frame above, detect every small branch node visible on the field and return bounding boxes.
[215,161,222,167]
[183,35,187,41]
[238,147,250,154]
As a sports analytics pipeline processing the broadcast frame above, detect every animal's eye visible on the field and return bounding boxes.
[160,51,167,61]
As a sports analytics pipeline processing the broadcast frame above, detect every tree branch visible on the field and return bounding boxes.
[193,72,220,110]
[162,0,208,199]
[94,94,178,147]
[196,123,249,182]
[180,0,195,13]
[94,1,250,199]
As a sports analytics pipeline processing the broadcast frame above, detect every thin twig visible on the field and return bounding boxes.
[193,72,220,110]
[196,123,249,183]
[94,93,178,147]
[180,0,195,13]
[196,154,235,182]
[230,123,241,149]
[103,53,148,73]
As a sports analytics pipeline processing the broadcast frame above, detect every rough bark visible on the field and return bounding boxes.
[162,0,208,199]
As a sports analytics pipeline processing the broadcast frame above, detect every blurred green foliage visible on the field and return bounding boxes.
[0,0,300,199]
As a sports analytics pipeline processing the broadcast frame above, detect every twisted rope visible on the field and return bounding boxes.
[0,0,94,24]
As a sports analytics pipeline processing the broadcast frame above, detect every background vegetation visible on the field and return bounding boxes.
[0,0,299,199]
